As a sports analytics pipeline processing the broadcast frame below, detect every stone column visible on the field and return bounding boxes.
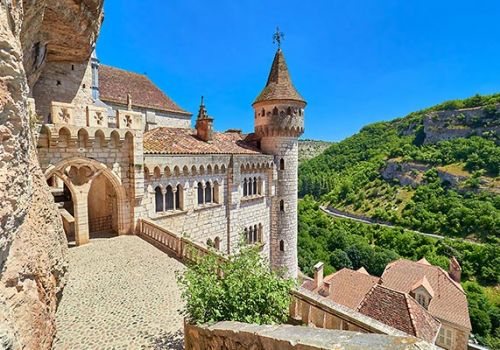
[73,183,91,246]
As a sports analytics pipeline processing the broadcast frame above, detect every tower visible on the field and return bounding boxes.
[253,48,305,278]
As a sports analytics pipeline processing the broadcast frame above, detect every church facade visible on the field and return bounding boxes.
[34,48,305,278]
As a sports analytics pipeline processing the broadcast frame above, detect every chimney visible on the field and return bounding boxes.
[449,256,462,283]
[313,262,324,289]
[195,96,213,142]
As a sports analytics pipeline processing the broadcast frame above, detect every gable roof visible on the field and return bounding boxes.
[143,127,263,155]
[253,49,305,105]
[381,259,471,330]
[303,268,380,309]
[357,285,441,343]
[99,65,191,115]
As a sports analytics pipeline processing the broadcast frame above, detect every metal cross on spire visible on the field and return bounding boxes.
[273,26,285,49]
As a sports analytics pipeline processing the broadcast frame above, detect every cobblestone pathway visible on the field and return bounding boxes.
[53,236,186,350]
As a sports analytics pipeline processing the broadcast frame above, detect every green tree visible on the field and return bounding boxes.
[176,245,295,325]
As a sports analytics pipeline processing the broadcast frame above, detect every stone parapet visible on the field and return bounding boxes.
[184,321,437,350]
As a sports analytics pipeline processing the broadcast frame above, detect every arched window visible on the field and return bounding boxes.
[197,182,204,205]
[165,185,174,210]
[272,107,278,116]
[247,179,252,196]
[205,182,212,203]
[279,240,285,252]
[280,200,284,212]
[176,184,183,210]
[258,223,263,242]
[299,109,302,116]
[155,187,164,212]
[258,178,263,195]
[253,224,258,243]
[287,107,292,115]
[261,108,265,117]
[214,236,221,250]
[243,178,248,196]
[279,158,285,170]
[253,177,257,195]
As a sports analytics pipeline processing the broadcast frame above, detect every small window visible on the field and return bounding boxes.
[437,327,453,348]
[71,64,75,71]
[243,178,248,196]
[56,80,61,86]
[253,224,258,243]
[253,177,257,195]
[82,84,86,89]
[279,158,285,170]
[261,108,265,117]
[214,237,221,250]
[205,182,212,203]
[279,240,285,252]
[287,107,292,115]
[155,187,164,212]
[165,185,174,210]
[272,107,278,116]
[280,200,284,212]
[197,182,204,205]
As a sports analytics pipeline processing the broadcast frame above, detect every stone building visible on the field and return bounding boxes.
[34,47,305,278]
[303,258,471,350]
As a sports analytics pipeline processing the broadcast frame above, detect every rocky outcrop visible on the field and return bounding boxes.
[423,105,500,145]
[298,140,332,162]
[381,160,430,188]
[0,1,103,348]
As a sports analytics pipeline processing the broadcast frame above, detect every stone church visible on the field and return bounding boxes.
[34,47,305,278]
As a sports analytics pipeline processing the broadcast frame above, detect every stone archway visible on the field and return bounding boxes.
[45,156,129,246]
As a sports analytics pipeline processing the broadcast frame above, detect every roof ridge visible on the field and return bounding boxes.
[100,64,147,78]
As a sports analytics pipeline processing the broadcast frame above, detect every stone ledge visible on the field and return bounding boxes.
[184,321,437,350]
[240,195,265,203]
[150,210,188,219]
[193,203,223,212]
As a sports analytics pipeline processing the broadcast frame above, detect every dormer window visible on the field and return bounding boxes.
[415,292,429,309]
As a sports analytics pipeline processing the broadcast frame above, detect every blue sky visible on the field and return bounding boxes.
[97,0,500,142]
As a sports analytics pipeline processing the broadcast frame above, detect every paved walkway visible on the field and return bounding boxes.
[53,235,186,350]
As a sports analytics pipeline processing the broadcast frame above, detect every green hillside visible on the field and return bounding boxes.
[299,93,500,243]
[298,94,500,348]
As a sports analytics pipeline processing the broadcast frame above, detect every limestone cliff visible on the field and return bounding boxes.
[0,1,103,348]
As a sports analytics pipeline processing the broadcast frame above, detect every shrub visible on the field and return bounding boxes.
[176,245,295,325]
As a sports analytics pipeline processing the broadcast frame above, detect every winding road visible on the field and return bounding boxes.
[319,206,481,245]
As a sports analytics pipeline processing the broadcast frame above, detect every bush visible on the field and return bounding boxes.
[176,245,295,325]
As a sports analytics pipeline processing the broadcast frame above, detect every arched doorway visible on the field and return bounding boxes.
[87,173,119,239]
[45,156,130,246]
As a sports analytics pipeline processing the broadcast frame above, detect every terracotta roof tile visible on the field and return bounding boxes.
[99,65,190,115]
[381,259,471,330]
[143,127,263,155]
[301,268,380,309]
[357,285,441,343]
[253,49,305,105]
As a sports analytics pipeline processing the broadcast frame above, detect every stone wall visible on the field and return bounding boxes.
[142,154,274,257]
[0,1,103,348]
[184,321,437,350]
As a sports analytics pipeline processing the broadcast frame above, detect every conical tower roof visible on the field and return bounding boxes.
[253,49,305,105]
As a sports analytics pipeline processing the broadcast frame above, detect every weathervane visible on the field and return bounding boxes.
[273,26,285,49]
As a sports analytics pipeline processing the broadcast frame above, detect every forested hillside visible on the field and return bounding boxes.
[297,94,500,348]
[299,94,500,243]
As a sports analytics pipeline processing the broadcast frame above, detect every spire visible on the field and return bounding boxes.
[197,96,209,120]
[253,49,305,105]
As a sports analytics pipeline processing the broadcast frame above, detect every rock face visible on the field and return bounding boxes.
[0,1,103,348]
[423,105,500,145]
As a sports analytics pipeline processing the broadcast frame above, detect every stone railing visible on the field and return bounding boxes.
[137,219,424,342]
[184,321,436,350]
[137,219,224,265]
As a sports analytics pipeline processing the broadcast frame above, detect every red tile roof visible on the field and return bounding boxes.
[302,268,380,309]
[143,127,263,155]
[381,259,471,330]
[357,285,441,343]
[253,49,305,105]
[99,65,190,115]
